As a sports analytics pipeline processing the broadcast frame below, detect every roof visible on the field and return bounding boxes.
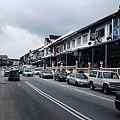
[0,55,8,59]
[77,11,119,33]
[50,10,120,45]
[90,70,117,73]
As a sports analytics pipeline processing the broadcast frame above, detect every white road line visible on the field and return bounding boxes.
[39,79,114,102]
[17,83,20,86]
[25,81,92,120]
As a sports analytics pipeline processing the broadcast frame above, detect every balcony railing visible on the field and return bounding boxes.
[38,62,120,76]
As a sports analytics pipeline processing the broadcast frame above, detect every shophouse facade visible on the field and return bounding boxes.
[21,8,120,69]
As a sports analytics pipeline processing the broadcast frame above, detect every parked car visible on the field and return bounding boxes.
[33,68,41,75]
[89,70,120,94]
[66,73,89,87]
[54,70,67,81]
[23,69,33,77]
[115,91,120,111]
[39,69,53,78]
[4,70,9,77]
[8,70,20,81]
[19,68,24,74]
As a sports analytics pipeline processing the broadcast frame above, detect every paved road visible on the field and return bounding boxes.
[0,75,119,120]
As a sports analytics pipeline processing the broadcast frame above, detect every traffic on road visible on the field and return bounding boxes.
[0,67,120,120]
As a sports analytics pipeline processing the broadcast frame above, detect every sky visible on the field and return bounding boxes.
[0,0,120,59]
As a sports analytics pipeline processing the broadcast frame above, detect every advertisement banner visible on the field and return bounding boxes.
[112,18,119,40]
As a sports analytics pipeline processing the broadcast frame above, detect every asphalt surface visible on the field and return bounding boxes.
[0,75,120,120]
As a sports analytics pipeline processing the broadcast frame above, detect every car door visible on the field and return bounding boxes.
[56,72,59,80]
[95,72,103,88]
[89,71,98,82]
[68,73,74,84]
[70,73,75,84]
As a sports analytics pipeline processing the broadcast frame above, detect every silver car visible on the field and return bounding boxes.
[39,69,53,79]
[23,69,33,77]
[66,73,89,87]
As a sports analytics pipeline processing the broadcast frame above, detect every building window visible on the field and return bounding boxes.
[72,40,75,48]
[67,42,70,49]
[77,37,81,45]
[59,45,63,52]
[83,35,88,44]
[96,27,105,38]
[109,24,112,35]
[63,43,66,50]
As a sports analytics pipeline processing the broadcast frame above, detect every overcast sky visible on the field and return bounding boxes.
[0,0,120,59]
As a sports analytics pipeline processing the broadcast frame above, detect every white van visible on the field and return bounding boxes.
[89,70,120,94]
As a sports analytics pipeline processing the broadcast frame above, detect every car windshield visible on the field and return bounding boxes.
[59,71,67,75]
[25,70,32,72]
[35,69,40,71]
[103,72,119,79]
[43,70,51,73]
[76,73,88,79]
[10,71,19,75]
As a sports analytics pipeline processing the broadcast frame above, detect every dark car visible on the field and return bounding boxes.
[19,68,24,74]
[115,91,120,111]
[4,70,9,77]
[39,69,53,78]
[8,70,20,81]
[54,71,67,81]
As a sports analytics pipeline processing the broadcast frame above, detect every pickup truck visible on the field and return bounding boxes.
[89,70,120,94]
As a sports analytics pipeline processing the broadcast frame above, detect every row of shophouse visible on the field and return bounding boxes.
[0,55,20,67]
[20,7,120,69]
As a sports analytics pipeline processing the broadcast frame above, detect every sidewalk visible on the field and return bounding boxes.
[0,69,4,77]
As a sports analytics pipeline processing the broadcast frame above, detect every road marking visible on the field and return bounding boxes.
[17,83,20,86]
[25,81,92,120]
[39,79,114,102]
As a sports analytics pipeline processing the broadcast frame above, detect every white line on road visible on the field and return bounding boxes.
[25,81,92,120]
[17,83,20,86]
[39,79,114,102]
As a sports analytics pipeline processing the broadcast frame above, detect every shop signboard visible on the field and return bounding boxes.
[112,18,119,40]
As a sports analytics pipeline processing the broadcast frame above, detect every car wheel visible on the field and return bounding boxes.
[103,84,109,94]
[75,82,79,87]
[90,81,95,90]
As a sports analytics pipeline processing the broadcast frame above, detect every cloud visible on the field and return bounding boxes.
[0,0,119,59]
[0,25,43,59]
